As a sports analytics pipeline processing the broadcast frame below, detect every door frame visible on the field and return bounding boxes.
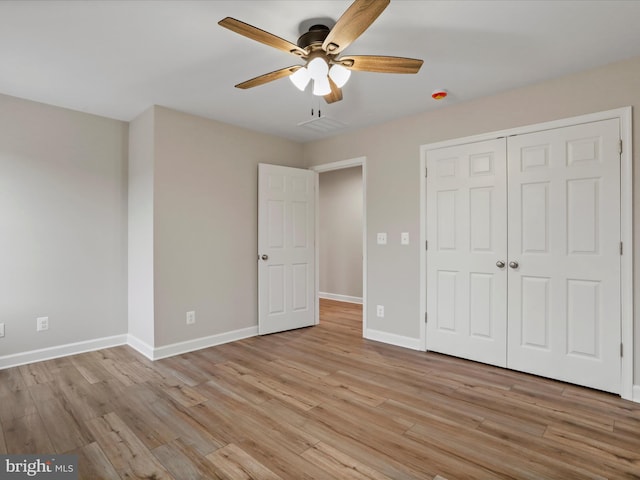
[419,107,633,400]
[311,157,367,336]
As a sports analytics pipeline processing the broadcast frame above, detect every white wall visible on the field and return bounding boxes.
[319,167,363,300]
[303,55,640,383]
[0,93,128,359]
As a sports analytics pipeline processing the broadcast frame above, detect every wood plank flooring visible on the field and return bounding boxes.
[1,299,639,479]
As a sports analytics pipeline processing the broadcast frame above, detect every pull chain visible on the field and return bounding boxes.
[310,99,323,118]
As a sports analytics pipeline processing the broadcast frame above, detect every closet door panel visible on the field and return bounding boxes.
[426,139,507,367]
[506,119,621,393]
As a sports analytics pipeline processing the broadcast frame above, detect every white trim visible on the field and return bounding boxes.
[0,334,128,370]
[311,157,367,337]
[419,107,634,400]
[419,148,427,352]
[619,107,634,401]
[314,172,320,326]
[311,157,365,172]
[633,385,640,403]
[127,334,155,360]
[142,326,258,361]
[319,292,363,304]
[364,328,423,351]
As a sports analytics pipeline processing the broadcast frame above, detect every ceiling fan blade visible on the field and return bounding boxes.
[324,78,343,104]
[219,17,307,58]
[338,55,423,74]
[235,66,302,89]
[322,0,390,55]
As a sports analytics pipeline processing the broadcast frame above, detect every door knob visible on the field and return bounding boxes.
[509,261,519,269]
[496,260,505,268]
[261,254,269,261]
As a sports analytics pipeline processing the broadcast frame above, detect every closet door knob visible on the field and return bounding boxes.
[261,254,269,261]
[509,261,519,269]
[496,260,505,268]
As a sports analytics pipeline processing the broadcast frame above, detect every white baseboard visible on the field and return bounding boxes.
[319,292,363,304]
[364,328,424,351]
[632,385,640,403]
[127,334,155,361]
[1,327,260,369]
[0,334,128,370]
[131,326,259,361]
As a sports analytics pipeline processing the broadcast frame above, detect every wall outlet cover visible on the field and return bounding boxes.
[186,311,196,325]
[376,305,385,317]
[37,316,49,331]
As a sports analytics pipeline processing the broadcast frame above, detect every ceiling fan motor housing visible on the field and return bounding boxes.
[297,25,330,50]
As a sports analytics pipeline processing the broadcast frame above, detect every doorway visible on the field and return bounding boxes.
[311,157,367,335]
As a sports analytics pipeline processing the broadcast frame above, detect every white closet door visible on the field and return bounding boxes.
[507,119,621,393]
[426,139,508,367]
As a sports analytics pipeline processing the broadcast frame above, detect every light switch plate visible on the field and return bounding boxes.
[401,232,410,245]
[377,233,387,245]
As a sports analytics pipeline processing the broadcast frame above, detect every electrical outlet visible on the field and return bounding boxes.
[37,317,49,332]
[186,311,196,325]
[0,322,4,338]
[376,305,385,318]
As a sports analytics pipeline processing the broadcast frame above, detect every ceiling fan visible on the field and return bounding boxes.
[218,0,423,104]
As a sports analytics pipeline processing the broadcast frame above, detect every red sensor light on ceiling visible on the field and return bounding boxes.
[432,89,447,100]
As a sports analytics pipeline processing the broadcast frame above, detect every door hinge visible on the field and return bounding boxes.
[425,312,428,323]
[425,167,428,178]
[620,342,623,357]
[620,242,623,255]
[425,240,428,250]
[619,139,623,155]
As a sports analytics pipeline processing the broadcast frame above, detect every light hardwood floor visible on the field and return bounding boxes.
[1,299,639,479]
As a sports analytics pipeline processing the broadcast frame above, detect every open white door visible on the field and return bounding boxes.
[258,163,316,335]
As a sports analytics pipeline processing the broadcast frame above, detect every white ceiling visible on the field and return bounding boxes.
[2,0,640,143]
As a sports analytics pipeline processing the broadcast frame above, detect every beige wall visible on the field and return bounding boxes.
[319,167,363,299]
[0,93,128,357]
[152,106,305,347]
[303,55,640,383]
[128,107,155,347]
[1,54,637,387]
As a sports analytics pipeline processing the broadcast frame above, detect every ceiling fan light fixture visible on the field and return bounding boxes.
[289,67,311,91]
[328,64,351,88]
[219,0,423,104]
[312,76,332,96]
[307,57,329,81]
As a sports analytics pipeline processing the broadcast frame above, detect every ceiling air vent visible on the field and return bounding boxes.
[297,116,347,133]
